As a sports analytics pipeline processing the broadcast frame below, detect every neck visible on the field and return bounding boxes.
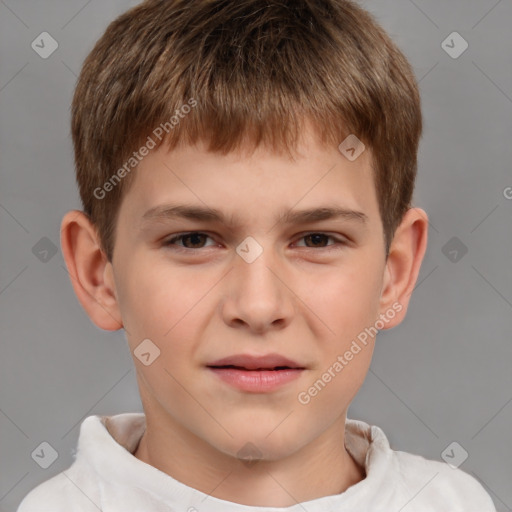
[134,410,365,507]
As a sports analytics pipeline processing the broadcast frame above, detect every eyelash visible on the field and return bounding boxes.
[163,232,348,252]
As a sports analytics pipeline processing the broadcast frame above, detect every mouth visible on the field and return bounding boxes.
[206,353,305,371]
[206,354,306,392]
[209,365,299,370]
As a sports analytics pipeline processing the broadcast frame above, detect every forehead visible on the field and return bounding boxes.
[117,132,380,231]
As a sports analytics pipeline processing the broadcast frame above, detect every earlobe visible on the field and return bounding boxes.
[378,207,429,329]
[60,210,123,331]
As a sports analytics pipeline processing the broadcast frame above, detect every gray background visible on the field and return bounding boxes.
[1,0,511,510]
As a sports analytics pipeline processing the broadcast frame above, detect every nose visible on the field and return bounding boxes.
[221,242,295,334]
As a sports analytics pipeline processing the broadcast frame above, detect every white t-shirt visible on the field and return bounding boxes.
[17,413,495,512]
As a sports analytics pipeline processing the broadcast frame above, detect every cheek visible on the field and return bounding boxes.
[301,258,384,340]
[117,256,206,340]
[294,257,382,401]
[118,260,222,392]
[119,261,210,417]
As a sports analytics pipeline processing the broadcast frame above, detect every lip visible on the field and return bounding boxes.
[206,353,306,393]
[207,353,304,370]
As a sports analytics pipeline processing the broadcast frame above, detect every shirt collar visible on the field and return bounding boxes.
[77,412,394,512]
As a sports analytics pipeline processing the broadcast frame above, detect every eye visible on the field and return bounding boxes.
[294,233,346,249]
[162,231,348,252]
[164,232,216,250]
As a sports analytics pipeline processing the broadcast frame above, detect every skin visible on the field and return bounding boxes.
[61,125,428,507]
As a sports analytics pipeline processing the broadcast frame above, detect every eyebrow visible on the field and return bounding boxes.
[140,203,368,228]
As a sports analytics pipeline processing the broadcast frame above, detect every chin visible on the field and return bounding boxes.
[206,425,307,463]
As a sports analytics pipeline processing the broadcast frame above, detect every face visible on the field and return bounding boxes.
[109,129,390,461]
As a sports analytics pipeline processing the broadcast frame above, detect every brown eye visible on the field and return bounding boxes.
[303,234,330,248]
[165,232,214,249]
[295,233,345,249]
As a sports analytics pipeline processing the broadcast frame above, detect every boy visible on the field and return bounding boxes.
[18,0,496,510]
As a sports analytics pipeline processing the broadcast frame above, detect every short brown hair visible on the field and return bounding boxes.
[71,0,422,261]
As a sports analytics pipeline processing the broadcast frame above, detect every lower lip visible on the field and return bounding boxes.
[207,367,304,392]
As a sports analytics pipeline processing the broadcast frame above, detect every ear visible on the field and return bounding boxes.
[60,210,123,331]
[378,207,428,328]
